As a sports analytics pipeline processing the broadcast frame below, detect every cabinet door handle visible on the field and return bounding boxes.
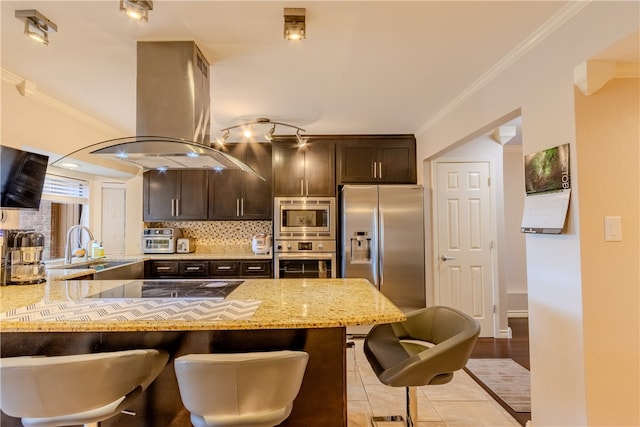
[305,180,309,196]
[171,199,176,216]
[216,266,232,270]
[247,266,262,270]
[241,199,244,216]
[175,199,180,217]
[373,162,377,179]
[378,162,382,179]
[300,179,304,196]
[156,266,172,271]
[185,266,202,271]
[236,199,240,216]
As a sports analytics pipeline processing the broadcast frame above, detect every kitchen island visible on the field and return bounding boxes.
[0,277,405,426]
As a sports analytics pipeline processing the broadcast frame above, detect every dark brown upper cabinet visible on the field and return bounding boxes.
[337,135,417,184]
[273,137,336,197]
[143,169,209,221]
[209,143,273,220]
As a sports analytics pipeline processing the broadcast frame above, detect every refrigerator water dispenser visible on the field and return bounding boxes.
[350,232,371,263]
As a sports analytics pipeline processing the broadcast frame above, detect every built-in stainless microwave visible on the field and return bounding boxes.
[274,197,336,240]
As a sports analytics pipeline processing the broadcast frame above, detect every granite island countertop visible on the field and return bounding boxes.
[0,278,405,333]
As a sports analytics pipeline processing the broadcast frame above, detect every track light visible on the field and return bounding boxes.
[284,8,306,41]
[215,130,230,146]
[120,0,153,22]
[219,118,306,143]
[265,125,276,142]
[15,10,57,46]
[296,129,306,147]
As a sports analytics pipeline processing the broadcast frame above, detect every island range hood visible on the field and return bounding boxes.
[52,41,263,179]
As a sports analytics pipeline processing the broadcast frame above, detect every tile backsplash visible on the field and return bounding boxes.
[147,221,272,246]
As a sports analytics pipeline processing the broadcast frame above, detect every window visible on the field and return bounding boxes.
[19,174,89,261]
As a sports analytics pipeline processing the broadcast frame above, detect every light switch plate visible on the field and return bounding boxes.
[604,216,622,242]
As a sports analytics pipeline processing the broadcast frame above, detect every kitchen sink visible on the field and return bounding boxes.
[62,260,135,270]
[51,259,145,280]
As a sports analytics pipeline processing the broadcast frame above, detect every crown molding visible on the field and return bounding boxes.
[2,68,124,137]
[416,1,591,136]
[574,60,639,95]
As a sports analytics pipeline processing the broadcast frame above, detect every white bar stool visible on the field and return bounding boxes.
[0,349,169,427]
[174,350,309,427]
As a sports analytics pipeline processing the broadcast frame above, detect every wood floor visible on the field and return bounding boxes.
[469,317,531,426]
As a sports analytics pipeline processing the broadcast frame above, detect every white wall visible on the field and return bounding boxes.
[415,2,638,425]
[0,71,146,254]
[503,145,528,313]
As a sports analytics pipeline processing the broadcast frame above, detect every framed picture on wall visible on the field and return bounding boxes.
[521,143,571,234]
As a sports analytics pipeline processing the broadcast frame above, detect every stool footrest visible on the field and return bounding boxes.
[371,414,406,426]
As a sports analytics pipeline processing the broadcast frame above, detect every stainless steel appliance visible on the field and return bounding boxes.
[274,197,335,240]
[1,229,46,285]
[142,228,182,254]
[274,241,337,278]
[274,197,337,278]
[340,185,425,311]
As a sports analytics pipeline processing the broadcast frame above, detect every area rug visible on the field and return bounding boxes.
[465,358,531,413]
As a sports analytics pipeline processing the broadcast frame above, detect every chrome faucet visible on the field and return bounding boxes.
[64,225,95,264]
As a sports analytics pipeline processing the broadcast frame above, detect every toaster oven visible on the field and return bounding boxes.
[142,228,182,254]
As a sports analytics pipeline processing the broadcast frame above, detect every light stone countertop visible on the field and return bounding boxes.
[0,278,405,333]
[44,246,272,281]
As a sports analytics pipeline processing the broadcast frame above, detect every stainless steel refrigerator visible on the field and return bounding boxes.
[340,185,425,312]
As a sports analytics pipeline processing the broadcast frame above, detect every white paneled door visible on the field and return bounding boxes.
[101,183,126,256]
[435,162,495,337]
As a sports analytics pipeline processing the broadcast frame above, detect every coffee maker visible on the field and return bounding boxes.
[0,229,46,285]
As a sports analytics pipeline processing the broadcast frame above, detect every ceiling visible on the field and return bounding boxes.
[0,1,636,141]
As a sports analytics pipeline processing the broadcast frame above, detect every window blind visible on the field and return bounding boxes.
[41,174,89,204]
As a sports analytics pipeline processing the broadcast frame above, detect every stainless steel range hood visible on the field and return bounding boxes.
[52,41,264,180]
[136,41,211,144]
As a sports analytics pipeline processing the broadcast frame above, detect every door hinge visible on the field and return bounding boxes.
[488,177,491,187]
[493,304,497,314]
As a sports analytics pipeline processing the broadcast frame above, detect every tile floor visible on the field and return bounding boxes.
[346,339,521,427]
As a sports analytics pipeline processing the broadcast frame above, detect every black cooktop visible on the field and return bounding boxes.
[87,279,244,300]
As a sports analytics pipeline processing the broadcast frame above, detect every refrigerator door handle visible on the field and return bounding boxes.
[372,207,379,286]
[379,207,384,287]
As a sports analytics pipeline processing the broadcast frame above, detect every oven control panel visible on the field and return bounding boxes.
[274,240,336,253]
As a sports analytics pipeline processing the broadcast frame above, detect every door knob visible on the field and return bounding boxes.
[440,254,455,261]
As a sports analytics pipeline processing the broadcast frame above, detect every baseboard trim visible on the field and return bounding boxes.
[508,310,529,318]
[498,327,513,339]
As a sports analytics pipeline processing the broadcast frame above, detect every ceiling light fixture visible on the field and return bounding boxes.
[219,118,306,143]
[264,125,276,142]
[215,130,230,146]
[296,129,307,147]
[284,8,305,41]
[120,0,153,22]
[15,10,57,46]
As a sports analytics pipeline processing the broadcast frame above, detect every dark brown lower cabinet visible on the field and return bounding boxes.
[146,260,272,279]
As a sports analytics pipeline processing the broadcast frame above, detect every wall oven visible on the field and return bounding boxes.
[274,197,337,278]
[274,240,336,278]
